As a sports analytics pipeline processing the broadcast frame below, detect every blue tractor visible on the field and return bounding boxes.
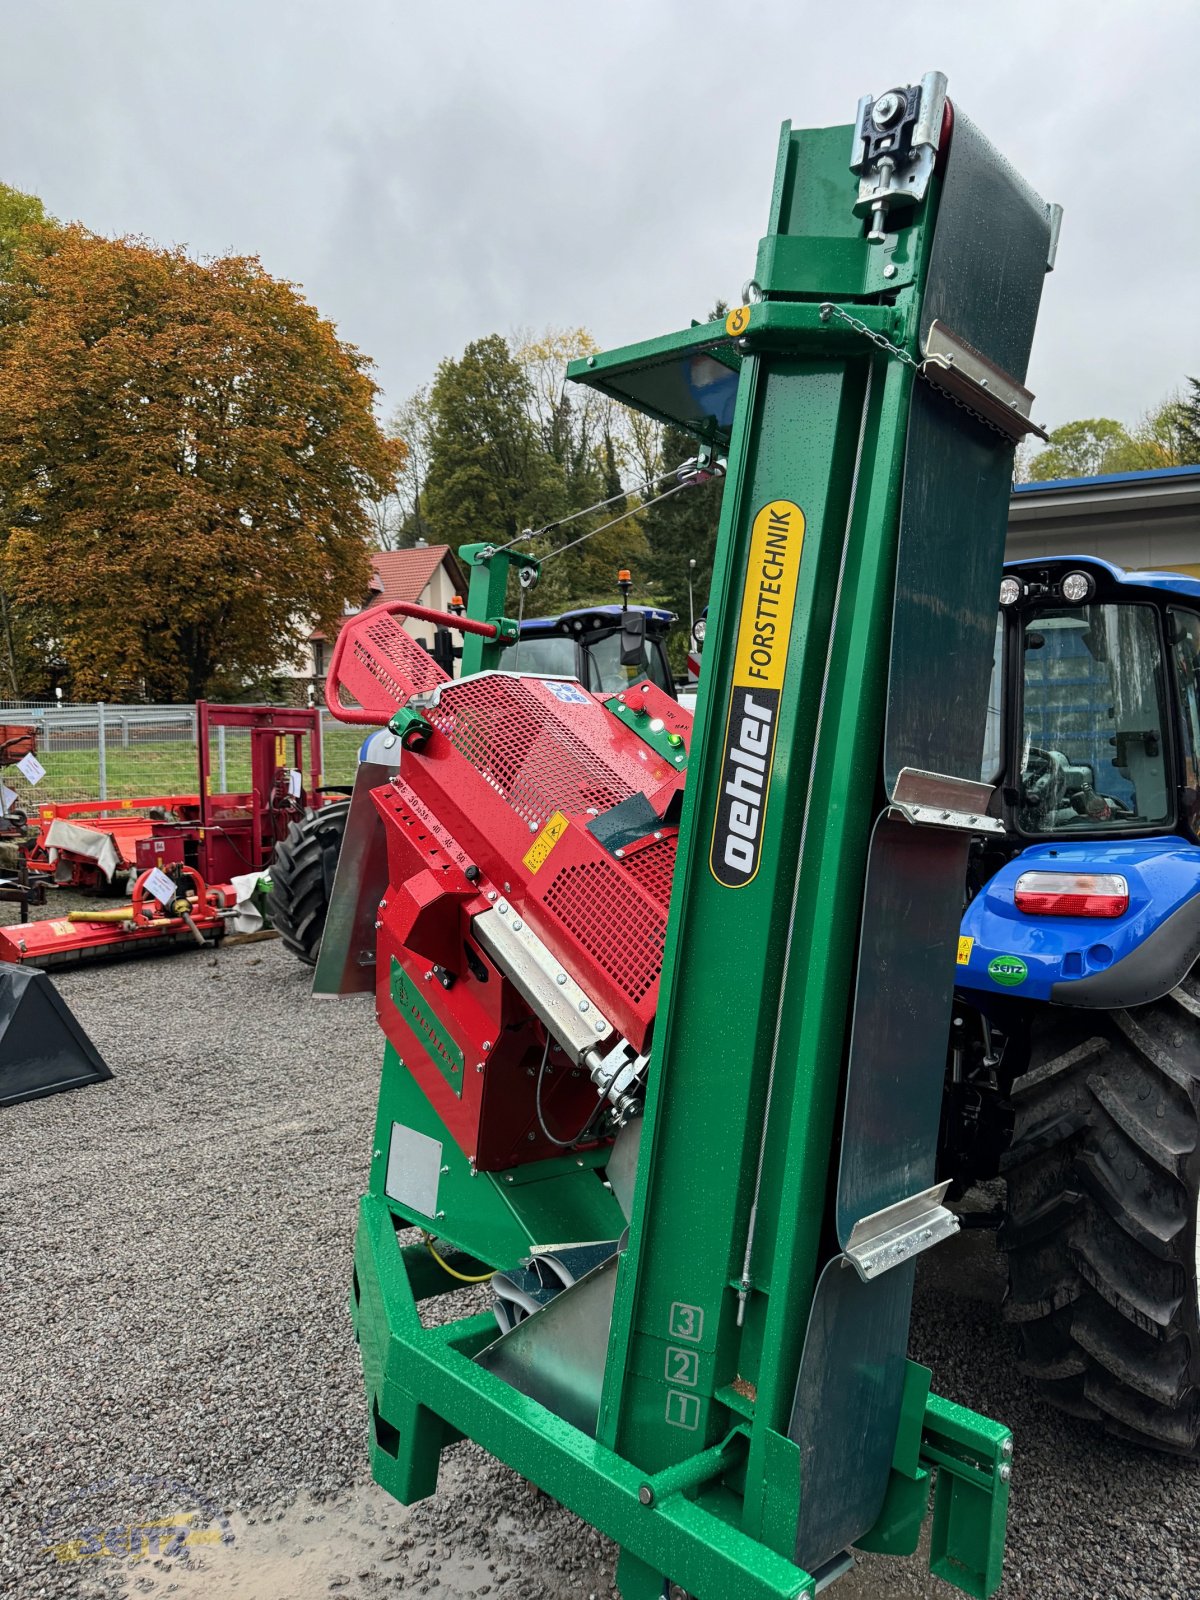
[950,552,1200,1456]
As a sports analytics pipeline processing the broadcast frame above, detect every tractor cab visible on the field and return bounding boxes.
[983,555,1200,841]
[513,603,677,697]
[961,552,1200,1007]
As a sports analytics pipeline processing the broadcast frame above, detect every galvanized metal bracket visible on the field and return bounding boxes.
[472,902,613,1063]
[889,768,1004,835]
[921,321,1048,443]
[843,1180,959,1282]
[851,71,949,239]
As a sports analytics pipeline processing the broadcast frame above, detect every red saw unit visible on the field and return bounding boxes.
[327,601,691,1172]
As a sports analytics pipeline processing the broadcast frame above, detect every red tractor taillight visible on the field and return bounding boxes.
[1013,870,1129,918]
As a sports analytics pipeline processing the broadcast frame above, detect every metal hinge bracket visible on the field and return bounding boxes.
[844,1180,959,1281]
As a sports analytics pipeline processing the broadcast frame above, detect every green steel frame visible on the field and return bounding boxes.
[350,95,1029,1599]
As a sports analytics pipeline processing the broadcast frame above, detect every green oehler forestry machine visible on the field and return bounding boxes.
[317,73,1059,1597]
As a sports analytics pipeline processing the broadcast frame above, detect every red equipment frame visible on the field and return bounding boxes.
[0,865,226,969]
[3,703,326,968]
[325,598,692,1172]
[324,601,467,724]
[23,703,325,892]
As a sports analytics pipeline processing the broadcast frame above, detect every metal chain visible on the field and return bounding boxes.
[818,302,1017,442]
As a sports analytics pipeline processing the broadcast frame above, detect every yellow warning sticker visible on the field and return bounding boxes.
[523,810,569,874]
[956,935,974,966]
[50,920,73,937]
[725,304,751,337]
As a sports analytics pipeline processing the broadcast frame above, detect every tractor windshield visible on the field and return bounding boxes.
[583,629,673,695]
[1018,601,1170,834]
[510,634,577,677]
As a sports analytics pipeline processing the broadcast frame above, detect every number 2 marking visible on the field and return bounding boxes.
[665,1346,699,1387]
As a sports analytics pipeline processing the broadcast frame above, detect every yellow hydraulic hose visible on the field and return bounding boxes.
[422,1232,494,1283]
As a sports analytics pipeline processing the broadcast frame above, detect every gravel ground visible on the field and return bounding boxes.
[2,895,1198,1600]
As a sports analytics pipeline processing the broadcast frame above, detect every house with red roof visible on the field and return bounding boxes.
[286,541,467,699]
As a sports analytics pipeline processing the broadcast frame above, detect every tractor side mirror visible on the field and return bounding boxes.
[620,610,646,668]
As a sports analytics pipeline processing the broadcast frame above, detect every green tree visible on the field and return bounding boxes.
[0,226,402,700]
[0,183,54,280]
[388,384,435,547]
[0,185,62,692]
[423,330,647,617]
[1158,379,1200,465]
[641,424,725,672]
[423,334,559,555]
[515,328,650,611]
[1027,418,1137,481]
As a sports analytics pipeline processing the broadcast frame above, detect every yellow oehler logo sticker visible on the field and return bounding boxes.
[710,499,805,888]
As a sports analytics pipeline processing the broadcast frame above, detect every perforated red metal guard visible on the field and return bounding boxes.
[620,835,677,905]
[330,608,449,723]
[426,675,652,826]
[388,671,689,1048]
[542,854,670,1006]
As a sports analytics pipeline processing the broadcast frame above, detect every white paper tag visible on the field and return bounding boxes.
[0,783,18,813]
[142,866,178,907]
[16,752,45,785]
[288,768,303,798]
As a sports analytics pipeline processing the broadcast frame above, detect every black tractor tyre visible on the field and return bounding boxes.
[1001,979,1200,1456]
[267,800,350,966]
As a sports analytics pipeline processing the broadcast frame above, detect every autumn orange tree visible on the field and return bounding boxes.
[0,223,404,699]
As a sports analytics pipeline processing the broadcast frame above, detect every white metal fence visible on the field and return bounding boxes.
[0,701,363,811]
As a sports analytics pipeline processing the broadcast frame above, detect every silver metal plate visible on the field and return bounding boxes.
[605,1117,642,1221]
[472,904,612,1063]
[844,1180,958,1281]
[475,1252,619,1437]
[384,1120,442,1218]
[922,319,1047,443]
[790,1256,916,1573]
[889,766,1004,835]
[312,760,393,998]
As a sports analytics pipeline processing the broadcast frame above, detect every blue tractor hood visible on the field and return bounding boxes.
[957,836,1200,1009]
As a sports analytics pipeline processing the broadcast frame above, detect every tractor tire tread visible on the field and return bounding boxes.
[1002,994,1200,1459]
[267,801,351,967]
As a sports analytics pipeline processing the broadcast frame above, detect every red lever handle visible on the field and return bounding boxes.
[386,601,499,640]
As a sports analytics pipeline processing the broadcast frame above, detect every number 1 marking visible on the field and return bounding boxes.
[665,1391,701,1430]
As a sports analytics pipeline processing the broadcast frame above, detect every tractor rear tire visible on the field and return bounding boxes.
[267,801,350,966]
[1001,981,1200,1456]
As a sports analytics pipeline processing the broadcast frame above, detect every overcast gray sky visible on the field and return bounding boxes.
[4,1,1197,435]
